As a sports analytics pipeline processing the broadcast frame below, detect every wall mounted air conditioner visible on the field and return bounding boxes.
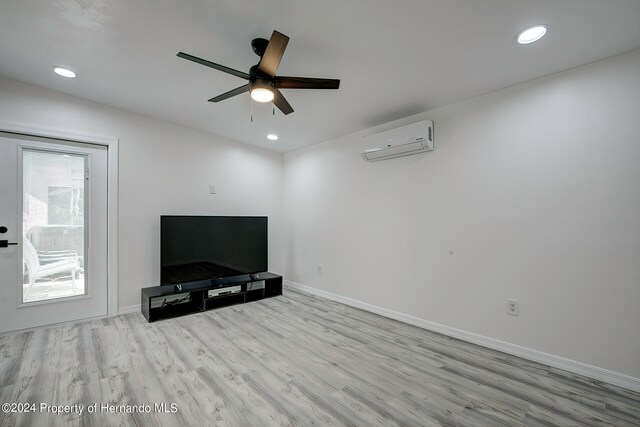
[361,119,434,161]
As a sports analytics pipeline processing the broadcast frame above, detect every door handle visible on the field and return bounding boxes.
[0,227,16,247]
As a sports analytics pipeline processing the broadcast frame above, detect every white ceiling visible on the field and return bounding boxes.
[0,1,638,152]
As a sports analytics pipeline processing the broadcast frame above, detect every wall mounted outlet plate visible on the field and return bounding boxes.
[507,299,519,316]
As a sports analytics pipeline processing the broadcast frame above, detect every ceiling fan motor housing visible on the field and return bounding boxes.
[249,64,271,81]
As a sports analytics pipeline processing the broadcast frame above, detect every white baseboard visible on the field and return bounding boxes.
[118,304,140,315]
[284,280,640,393]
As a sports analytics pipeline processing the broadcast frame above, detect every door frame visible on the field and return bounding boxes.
[0,121,119,317]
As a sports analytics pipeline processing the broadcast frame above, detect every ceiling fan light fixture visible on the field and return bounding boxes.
[251,88,274,103]
[250,79,274,102]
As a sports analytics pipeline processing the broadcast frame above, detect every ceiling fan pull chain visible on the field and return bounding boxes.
[250,98,254,122]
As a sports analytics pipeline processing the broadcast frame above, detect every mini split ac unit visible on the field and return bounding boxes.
[361,119,434,161]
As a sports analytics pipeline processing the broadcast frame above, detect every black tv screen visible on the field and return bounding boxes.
[161,216,267,285]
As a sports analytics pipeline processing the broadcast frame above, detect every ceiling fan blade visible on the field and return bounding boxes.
[177,52,250,80]
[257,31,289,78]
[275,76,340,90]
[273,89,294,115]
[208,84,250,102]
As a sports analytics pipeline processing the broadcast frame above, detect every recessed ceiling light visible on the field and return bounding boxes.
[267,134,279,141]
[516,25,547,45]
[53,67,77,78]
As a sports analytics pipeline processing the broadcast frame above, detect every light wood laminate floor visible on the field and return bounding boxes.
[0,287,638,426]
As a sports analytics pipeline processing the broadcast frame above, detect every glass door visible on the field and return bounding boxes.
[0,134,108,333]
[22,149,88,303]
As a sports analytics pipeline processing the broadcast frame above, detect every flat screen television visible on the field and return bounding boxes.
[161,216,267,285]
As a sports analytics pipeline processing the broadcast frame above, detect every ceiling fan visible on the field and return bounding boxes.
[177,30,340,115]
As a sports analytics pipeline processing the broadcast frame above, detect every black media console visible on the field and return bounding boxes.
[141,272,282,322]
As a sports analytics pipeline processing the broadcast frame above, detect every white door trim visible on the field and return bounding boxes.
[0,120,119,317]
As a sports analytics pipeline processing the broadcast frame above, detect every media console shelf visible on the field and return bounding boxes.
[141,272,282,322]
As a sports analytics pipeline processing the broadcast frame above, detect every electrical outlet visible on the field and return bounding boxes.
[209,184,216,194]
[317,265,323,275]
[507,299,519,316]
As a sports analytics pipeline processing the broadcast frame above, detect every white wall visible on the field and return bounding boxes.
[0,76,284,309]
[284,50,640,379]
